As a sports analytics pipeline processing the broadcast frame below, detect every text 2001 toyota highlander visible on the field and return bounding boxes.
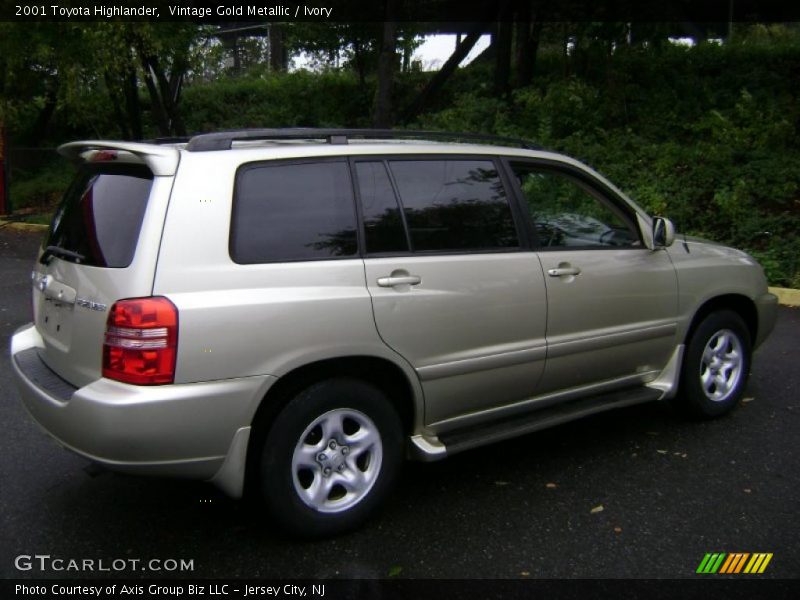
[11,129,777,536]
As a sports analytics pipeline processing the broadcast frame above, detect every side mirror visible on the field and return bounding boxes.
[652,217,675,248]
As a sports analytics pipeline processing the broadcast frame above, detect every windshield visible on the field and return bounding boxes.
[45,164,153,268]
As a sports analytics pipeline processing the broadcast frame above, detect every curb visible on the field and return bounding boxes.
[769,287,800,308]
[0,219,49,232]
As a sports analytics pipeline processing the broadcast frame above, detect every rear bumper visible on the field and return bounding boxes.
[755,292,779,349]
[11,324,274,496]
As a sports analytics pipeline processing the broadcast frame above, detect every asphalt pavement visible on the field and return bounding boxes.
[1,226,798,580]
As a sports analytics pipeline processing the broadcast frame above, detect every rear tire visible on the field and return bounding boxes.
[258,378,402,537]
[675,310,752,418]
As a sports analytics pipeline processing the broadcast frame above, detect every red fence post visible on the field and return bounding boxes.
[0,125,8,215]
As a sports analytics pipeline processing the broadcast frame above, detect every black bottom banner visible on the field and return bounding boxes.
[3,579,799,600]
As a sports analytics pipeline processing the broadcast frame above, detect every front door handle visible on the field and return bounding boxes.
[377,274,422,287]
[547,266,581,277]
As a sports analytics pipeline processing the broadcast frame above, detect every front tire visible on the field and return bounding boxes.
[258,378,403,537]
[675,310,752,418]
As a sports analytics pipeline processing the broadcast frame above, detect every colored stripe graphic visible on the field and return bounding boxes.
[720,553,750,573]
[719,554,735,573]
[711,553,726,573]
[699,553,773,574]
[758,554,773,573]
[696,554,713,573]
[744,553,774,574]
[697,553,727,573]
[733,553,750,573]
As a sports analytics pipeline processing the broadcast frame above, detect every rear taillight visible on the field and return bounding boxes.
[102,296,178,385]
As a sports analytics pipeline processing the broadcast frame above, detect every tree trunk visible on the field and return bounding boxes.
[124,66,142,140]
[232,35,241,73]
[168,54,187,133]
[373,3,398,128]
[141,53,187,137]
[402,44,411,72]
[269,24,288,72]
[155,57,186,136]
[403,25,484,122]
[352,38,368,88]
[515,4,543,88]
[139,56,171,136]
[104,73,131,140]
[514,3,530,87]
[104,84,123,140]
[28,81,59,144]
[493,4,513,96]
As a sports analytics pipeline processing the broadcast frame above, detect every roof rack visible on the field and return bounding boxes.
[184,128,541,152]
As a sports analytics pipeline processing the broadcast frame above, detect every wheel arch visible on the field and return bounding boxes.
[675,293,756,419]
[243,355,420,497]
[685,293,758,347]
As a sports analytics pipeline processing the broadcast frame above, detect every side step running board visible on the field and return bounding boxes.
[434,386,663,457]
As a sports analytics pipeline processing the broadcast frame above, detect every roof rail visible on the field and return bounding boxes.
[184,128,540,152]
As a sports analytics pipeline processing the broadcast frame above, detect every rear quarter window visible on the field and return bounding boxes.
[46,164,153,268]
[230,160,358,264]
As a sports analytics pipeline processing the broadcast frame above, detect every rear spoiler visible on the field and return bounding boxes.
[58,141,180,176]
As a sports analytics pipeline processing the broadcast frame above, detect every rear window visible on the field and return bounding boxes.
[230,160,357,264]
[45,164,153,268]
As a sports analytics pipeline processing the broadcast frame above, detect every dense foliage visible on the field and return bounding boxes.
[5,27,799,286]
[418,37,800,286]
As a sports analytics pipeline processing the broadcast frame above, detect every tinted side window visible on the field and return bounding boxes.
[389,160,518,252]
[46,165,153,268]
[509,164,639,249]
[355,161,409,254]
[231,161,357,263]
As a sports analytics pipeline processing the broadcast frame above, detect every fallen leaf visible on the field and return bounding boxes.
[590,505,604,514]
[613,527,622,533]
[681,453,688,458]
[545,482,557,489]
[495,481,509,486]
[520,571,530,577]
[742,397,755,403]
[744,488,752,494]
[388,566,403,577]
[656,449,668,454]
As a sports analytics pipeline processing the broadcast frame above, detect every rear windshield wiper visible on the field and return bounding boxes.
[39,245,86,265]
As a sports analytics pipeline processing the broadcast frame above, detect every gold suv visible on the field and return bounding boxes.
[11,129,778,536]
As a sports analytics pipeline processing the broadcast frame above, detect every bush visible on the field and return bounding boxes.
[417,36,800,287]
[8,158,73,213]
[180,70,373,131]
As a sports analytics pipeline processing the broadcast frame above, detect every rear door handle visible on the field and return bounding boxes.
[40,276,77,305]
[377,275,422,287]
[547,266,581,277]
